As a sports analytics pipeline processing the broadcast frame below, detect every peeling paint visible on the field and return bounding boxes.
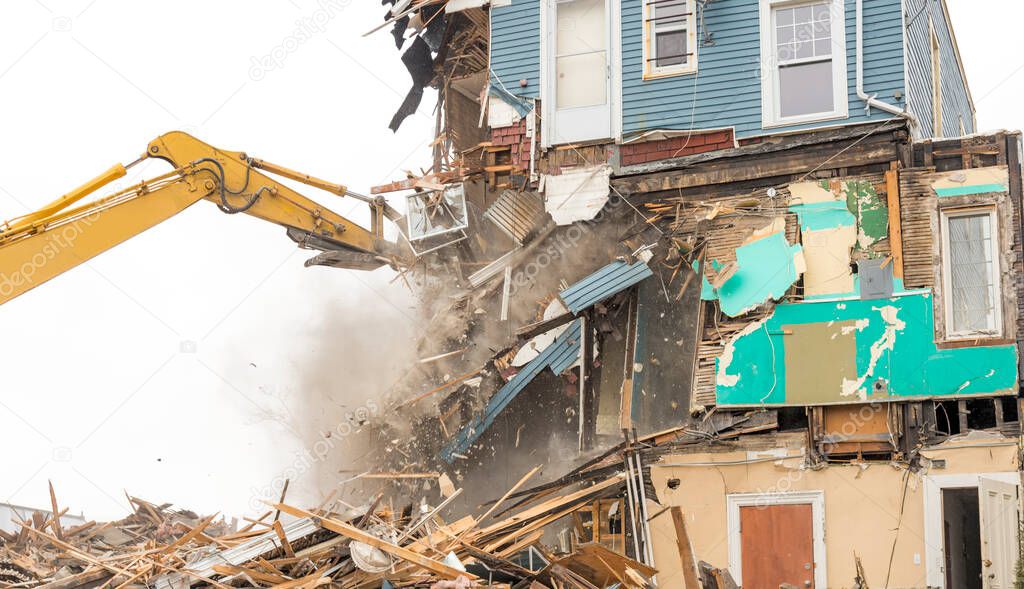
[715,293,1018,406]
[702,219,805,317]
[931,166,1009,197]
[839,305,905,399]
[840,180,888,249]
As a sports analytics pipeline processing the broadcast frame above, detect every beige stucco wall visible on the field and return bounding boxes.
[648,432,1020,589]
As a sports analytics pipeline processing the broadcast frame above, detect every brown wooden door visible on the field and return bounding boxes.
[740,503,815,589]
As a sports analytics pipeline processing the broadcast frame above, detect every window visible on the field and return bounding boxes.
[941,209,1001,338]
[760,0,848,127]
[929,17,943,137]
[643,0,697,77]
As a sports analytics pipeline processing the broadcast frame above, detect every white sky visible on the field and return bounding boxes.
[0,0,1021,523]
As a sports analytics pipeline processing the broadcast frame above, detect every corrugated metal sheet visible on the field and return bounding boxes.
[904,0,974,139]
[543,165,612,226]
[559,260,653,315]
[483,190,546,244]
[439,319,582,462]
[153,517,321,589]
[490,0,540,99]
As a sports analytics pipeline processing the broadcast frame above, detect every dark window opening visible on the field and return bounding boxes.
[778,407,809,431]
[965,399,997,430]
[942,487,982,589]
[1000,396,1019,423]
[935,401,962,436]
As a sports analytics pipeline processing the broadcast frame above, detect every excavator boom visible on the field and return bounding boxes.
[0,131,408,306]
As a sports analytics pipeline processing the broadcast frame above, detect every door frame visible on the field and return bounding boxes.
[540,0,622,148]
[923,472,1020,588]
[726,491,827,588]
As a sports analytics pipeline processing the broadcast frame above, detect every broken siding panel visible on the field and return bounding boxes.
[439,319,581,462]
[489,0,540,99]
[904,0,975,139]
[898,168,938,289]
[620,0,904,138]
[559,260,654,315]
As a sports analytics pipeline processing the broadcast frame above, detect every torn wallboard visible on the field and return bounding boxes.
[699,218,805,317]
[715,291,1018,406]
[931,166,1010,197]
[543,165,612,226]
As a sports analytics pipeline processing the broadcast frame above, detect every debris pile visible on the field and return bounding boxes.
[0,468,667,589]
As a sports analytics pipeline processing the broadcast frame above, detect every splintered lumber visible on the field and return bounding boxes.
[470,474,625,540]
[272,503,475,581]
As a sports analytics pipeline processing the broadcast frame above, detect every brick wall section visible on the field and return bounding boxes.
[620,130,735,166]
[490,118,533,170]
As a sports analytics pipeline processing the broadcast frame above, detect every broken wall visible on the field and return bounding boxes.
[647,434,1020,589]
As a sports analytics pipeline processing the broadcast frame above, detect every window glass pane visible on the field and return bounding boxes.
[793,5,814,24]
[777,24,795,44]
[776,7,795,26]
[557,51,608,108]
[779,60,834,117]
[814,38,832,57]
[653,0,686,29]
[775,2,831,64]
[557,0,605,56]
[655,29,687,67]
[947,214,996,334]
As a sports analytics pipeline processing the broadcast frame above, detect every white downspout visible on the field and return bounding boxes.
[856,0,917,126]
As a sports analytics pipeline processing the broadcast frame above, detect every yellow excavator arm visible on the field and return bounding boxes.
[0,131,408,306]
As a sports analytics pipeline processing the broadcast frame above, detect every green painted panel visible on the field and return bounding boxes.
[703,232,803,317]
[715,292,1018,406]
[789,201,857,231]
[842,180,889,248]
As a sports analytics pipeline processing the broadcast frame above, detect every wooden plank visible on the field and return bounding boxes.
[272,503,474,580]
[670,508,701,589]
[613,133,900,195]
[47,481,63,541]
[885,166,904,279]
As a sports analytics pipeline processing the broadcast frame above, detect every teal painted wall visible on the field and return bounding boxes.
[904,0,975,139]
[715,292,1018,406]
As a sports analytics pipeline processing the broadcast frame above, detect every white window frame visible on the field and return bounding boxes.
[940,207,1002,340]
[759,0,849,128]
[642,0,698,79]
[726,491,827,588]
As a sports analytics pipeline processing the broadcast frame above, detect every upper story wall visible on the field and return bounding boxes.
[904,0,975,139]
[621,0,904,138]
[488,0,974,143]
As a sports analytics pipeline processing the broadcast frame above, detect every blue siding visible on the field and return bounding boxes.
[490,0,542,99]
[904,0,974,139]
[621,0,907,138]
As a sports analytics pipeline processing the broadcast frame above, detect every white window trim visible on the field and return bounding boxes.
[940,207,1003,340]
[642,0,698,79]
[922,472,1019,589]
[726,491,827,588]
[929,15,943,137]
[759,0,849,128]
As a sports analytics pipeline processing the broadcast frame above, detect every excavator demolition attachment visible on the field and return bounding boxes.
[0,131,412,306]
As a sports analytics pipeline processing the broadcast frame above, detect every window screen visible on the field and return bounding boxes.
[946,212,999,335]
[773,2,835,119]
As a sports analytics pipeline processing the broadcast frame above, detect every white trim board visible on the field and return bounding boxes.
[922,472,1020,588]
[726,491,827,588]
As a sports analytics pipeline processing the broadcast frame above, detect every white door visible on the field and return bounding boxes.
[551,0,611,144]
[979,477,1019,589]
